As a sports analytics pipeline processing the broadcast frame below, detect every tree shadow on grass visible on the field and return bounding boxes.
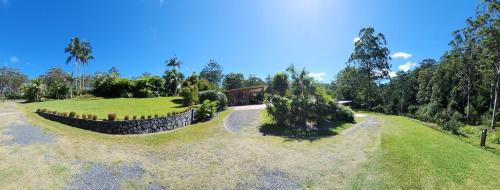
[170,98,186,108]
[259,120,355,142]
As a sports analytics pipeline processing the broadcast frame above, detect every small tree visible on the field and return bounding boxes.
[180,73,199,106]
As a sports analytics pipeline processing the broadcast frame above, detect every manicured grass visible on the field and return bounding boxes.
[350,115,500,190]
[22,97,187,119]
[19,103,232,145]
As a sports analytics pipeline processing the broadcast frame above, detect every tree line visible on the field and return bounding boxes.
[332,0,499,131]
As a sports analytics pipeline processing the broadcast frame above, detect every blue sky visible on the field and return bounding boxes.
[0,0,479,82]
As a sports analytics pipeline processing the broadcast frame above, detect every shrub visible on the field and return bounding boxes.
[148,115,152,119]
[108,113,117,121]
[132,115,137,120]
[266,95,291,127]
[42,108,47,112]
[195,100,219,121]
[371,105,384,113]
[36,108,41,112]
[333,103,355,123]
[92,115,98,120]
[69,112,76,118]
[76,114,80,119]
[154,114,159,118]
[199,90,219,103]
[82,114,87,119]
[408,105,418,114]
[140,115,145,119]
[218,92,228,110]
[124,115,129,121]
[167,112,172,116]
[441,112,463,134]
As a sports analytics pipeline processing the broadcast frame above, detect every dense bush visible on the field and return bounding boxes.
[69,112,76,118]
[92,115,98,120]
[199,90,228,110]
[265,66,355,135]
[180,74,199,106]
[371,105,385,113]
[195,100,218,121]
[124,115,129,121]
[266,95,291,126]
[332,103,355,123]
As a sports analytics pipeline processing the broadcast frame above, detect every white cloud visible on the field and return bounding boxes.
[353,37,360,43]
[398,61,418,72]
[9,56,19,63]
[391,52,412,59]
[389,71,397,78]
[308,72,326,82]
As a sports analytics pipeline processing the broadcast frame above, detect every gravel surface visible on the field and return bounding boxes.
[66,162,146,190]
[1,124,55,145]
[0,102,55,146]
[237,167,299,190]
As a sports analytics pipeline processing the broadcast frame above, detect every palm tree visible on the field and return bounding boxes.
[166,56,182,70]
[65,37,81,95]
[64,37,94,96]
[78,41,94,93]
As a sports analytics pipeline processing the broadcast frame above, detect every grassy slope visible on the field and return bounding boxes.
[350,115,500,190]
[22,97,186,119]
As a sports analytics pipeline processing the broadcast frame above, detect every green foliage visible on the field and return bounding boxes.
[249,91,264,104]
[269,72,289,96]
[199,90,219,104]
[134,76,164,98]
[124,115,129,121]
[333,104,355,123]
[245,74,266,87]
[0,67,28,98]
[69,112,76,118]
[163,69,184,96]
[222,72,245,90]
[199,59,224,86]
[348,27,391,110]
[21,78,46,102]
[92,115,98,120]
[266,65,355,135]
[195,100,218,121]
[180,73,199,106]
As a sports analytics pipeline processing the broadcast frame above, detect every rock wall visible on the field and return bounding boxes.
[36,109,195,135]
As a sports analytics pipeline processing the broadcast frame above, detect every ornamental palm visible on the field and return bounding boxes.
[166,57,182,70]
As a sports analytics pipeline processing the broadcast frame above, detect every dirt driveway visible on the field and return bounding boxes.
[1,102,382,189]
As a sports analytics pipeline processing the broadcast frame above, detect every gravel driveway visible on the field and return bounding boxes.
[224,104,265,134]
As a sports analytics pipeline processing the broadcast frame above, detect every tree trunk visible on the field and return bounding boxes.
[491,68,499,130]
[81,66,85,94]
[367,70,371,110]
[467,76,471,124]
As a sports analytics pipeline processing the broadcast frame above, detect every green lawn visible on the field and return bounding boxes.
[350,114,500,190]
[23,97,187,119]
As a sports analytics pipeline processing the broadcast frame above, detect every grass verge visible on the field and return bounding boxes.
[349,114,500,190]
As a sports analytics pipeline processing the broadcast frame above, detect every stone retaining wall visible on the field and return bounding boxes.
[36,109,195,135]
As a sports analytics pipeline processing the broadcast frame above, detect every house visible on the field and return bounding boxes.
[223,85,267,106]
